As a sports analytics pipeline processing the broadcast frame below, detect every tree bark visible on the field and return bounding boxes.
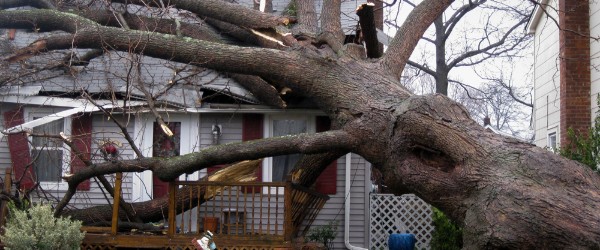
[434,15,449,95]
[2,1,600,248]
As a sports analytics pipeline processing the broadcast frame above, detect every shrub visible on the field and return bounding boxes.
[306,220,337,250]
[0,203,85,250]
[430,207,462,250]
[559,126,599,170]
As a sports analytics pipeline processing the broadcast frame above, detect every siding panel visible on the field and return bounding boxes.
[532,0,561,147]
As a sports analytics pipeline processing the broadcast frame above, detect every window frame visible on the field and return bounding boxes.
[25,108,72,190]
[547,126,558,152]
[262,114,315,184]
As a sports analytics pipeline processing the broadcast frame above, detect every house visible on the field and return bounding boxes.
[0,1,380,249]
[527,0,599,149]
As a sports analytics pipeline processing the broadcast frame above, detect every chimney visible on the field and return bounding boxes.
[559,0,591,145]
[483,116,491,126]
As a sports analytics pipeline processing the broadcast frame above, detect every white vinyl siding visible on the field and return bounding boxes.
[590,1,600,123]
[531,0,561,147]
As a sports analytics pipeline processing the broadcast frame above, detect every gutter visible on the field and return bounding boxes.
[345,153,368,250]
[527,0,550,34]
[1,102,146,139]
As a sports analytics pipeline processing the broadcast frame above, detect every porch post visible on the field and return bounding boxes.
[111,172,123,235]
[0,168,12,228]
[284,181,293,242]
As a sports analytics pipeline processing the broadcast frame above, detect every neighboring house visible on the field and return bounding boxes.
[0,1,376,249]
[527,0,599,149]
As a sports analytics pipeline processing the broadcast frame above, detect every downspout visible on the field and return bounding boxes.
[345,153,368,250]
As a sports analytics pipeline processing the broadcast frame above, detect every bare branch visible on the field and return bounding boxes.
[447,18,528,69]
[382,0,454,80]
[443,0,486,40]
[407,60,436,77]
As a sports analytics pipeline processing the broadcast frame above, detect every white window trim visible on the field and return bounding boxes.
[25,108,72,191]
[262,114,315,184]
[132,113,200,202]
[547,126,559,152]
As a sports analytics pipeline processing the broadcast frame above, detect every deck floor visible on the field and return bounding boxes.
[81,232,290,250]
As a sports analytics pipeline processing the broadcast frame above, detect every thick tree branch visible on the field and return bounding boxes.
[293,0,318,36]
[0,0,56,9]
[356,3,382,58]
[290,151,346,187]
[0,10,313,91]
[63,159,261,224]
[78,12,287,107]
[382,0,453,80]
[110,0,290,29]
[319,0,344,53]
[227,73,286,108]
[64,130,358,187]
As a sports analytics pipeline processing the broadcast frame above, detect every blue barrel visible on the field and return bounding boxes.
[388,233,416,250]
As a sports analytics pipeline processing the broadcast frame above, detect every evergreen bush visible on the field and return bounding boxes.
[430,207,462,250]
[0,203,85,250]
[559,96,600,171]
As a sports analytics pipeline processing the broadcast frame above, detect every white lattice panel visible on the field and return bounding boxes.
[369,194,433,250]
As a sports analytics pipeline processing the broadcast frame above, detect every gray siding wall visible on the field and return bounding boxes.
[0,106,136,208]
[199,113,244,150]
[199,113,371,248]
[81,113,137,205]
[33,113,136,208]
[0,103,18,175]
[311,153,370,249]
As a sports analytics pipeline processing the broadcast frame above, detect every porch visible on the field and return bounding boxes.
[78,173,329,249]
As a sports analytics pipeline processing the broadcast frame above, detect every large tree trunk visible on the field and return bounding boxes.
[1,1,599,248]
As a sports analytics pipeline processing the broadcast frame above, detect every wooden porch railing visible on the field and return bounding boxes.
[169,180,291,240]
[99,174,329,249]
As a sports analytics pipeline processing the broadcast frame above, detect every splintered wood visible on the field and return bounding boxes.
[204,160,260,199]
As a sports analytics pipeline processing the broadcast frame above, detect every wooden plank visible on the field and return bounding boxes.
[83,233,287,248]
[81,226,112,233]
[0,169,11,229]
[284,181,292,241]
[111,172,122,236]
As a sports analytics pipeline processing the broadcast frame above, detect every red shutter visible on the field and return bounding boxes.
[3,107,35,190]
[315,116,337,194]
[71,114,92,191]
[242,114,263,192]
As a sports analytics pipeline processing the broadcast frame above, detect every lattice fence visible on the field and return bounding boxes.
[369,194,434,250]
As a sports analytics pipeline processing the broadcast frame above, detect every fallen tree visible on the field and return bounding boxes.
[64,160,260,225]
[0,0,599,248]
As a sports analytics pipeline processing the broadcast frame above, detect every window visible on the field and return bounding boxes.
[27,110,71,189]
[548,132,557,152]
[264,115,314,182]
